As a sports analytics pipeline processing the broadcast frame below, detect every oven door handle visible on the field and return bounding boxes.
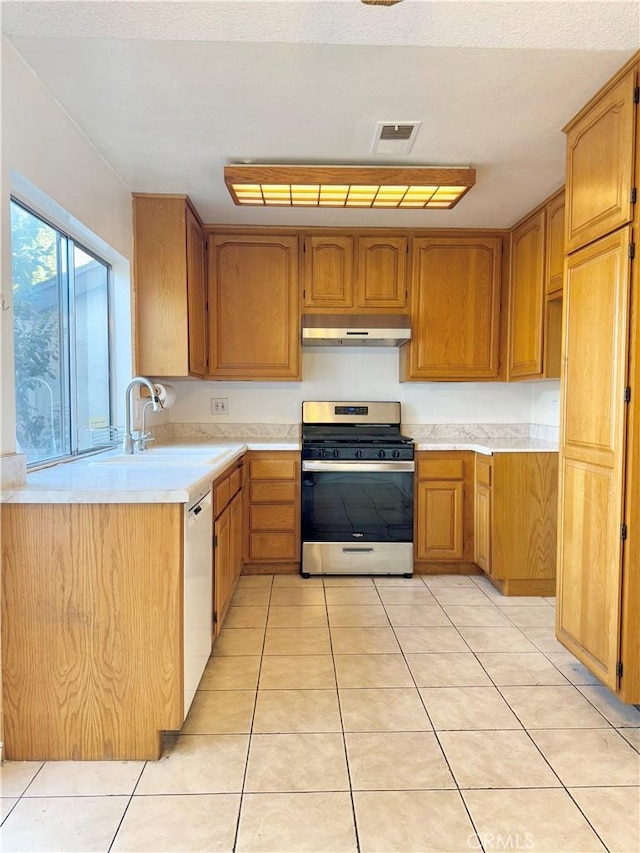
[302,461,415,473]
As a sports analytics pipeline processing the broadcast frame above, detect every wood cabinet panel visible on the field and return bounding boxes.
[474,482,491,574]
[249,456,298,481]
[356,236,407,310]
[209,234,300,379]
[1,503,183,760]
[562,230,632,463]
[417,457,465,481]
[401,236,502,380]
[492,453,558,581]
[557,228,631,690]
[304,235,354,308]
[134,195,205,378]
[250,504,297,531]
[250,481,297,503]
[185,205,208,376]
[565,69,637,252]
[214,477,231,518]
[244,451,301,568]
[249,533,299,561]
[545,192,565,295]
[214,503,232,629]
[508,210,545,379]
[475,456,492,487]
[416,481,464,560]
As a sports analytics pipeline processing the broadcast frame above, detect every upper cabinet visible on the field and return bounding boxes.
[508,210,546,379]
[303,233,408,313]
[304,235,354,309]
[507,189,564,381]
[565,69,637,253]
[400,235,502,380]
[208,234,301,380]
[545,191,565,296]
[134,194,207,378]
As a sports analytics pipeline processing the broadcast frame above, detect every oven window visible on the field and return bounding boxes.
[302,470,414,543]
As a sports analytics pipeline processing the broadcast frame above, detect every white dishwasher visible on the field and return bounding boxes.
[183,488,213,719]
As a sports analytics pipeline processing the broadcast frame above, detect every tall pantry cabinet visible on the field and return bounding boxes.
[557,54,640,702]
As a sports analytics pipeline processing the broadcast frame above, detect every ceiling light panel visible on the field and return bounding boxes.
[225,165,476,210]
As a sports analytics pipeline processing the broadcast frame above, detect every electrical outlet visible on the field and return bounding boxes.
[211,398,229,415]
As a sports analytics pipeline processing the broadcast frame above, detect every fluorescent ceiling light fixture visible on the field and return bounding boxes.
[224,165,476,210]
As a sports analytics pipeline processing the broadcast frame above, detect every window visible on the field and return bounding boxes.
[10,199,112,466]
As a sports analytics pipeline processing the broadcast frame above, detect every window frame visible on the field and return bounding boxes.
[10,196,115,469]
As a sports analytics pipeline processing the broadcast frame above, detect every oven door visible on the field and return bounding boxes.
[301,460,414,576]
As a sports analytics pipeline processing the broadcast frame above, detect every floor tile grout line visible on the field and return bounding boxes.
[327,602,362,853]
[233,573,274,852]
[381,594,487,851]
[105,761,148,852]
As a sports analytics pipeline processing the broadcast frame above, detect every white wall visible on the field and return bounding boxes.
[169,348,535,425]
[531,379,561,426]
[1,39,134,456]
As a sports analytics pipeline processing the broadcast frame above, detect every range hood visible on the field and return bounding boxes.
[302,314,411,347]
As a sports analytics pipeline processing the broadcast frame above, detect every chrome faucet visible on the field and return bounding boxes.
[123,376,163,454]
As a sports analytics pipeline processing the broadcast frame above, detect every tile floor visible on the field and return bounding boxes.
[1,572,639,852]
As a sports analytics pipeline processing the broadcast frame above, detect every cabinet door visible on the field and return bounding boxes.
[545,192,565,296]
[416,480,464,560]
[565,69,637,252]
[304,235,354,309]
[185,205,207,377]
[214,505,232,631]
[474,483,491,574]
[134,195,190,377]
[508,210,546,379]
[229,491,243,590]
[557,228,631,690]
[356,236,407,310]
[209,235,300,379]
[401,236,502,380]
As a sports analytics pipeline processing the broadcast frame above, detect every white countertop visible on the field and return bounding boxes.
[416,438,560,455]
[1,435,558,504]
[1,440,300,504]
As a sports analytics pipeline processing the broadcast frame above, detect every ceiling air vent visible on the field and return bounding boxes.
[372,121,421,155]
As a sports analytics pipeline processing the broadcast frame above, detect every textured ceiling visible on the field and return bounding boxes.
[3,1,640,228]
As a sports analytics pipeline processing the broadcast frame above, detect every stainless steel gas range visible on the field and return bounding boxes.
[301,401,415,577]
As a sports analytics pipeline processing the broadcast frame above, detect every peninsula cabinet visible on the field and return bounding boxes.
[134,194,207,377]
[414,451,476,571]
[557,52,640,703]
[244,451,301,572]
[474,452,558,596]
[213,458,244,632]
[399,235,502,380]
[208,234,301,380]
[1,502,187,760]
[303,233,408,312]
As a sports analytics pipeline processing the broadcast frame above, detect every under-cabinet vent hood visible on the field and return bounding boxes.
[302,314,411,347]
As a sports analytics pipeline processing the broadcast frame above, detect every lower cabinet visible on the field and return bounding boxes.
[414,452,475,570]
[245,451,301,571]
[474,452,558,595]
[1,502,186,760]
[213,458,244,632]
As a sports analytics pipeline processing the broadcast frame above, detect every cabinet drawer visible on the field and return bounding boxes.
[476,457,492,487]
[229,467,242,499]
[249,458,298,481]
[249,532,299,561]
[250,504,297,531]
[250,481,297,503]
[418,458,464,481]
[214,478,231,517]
